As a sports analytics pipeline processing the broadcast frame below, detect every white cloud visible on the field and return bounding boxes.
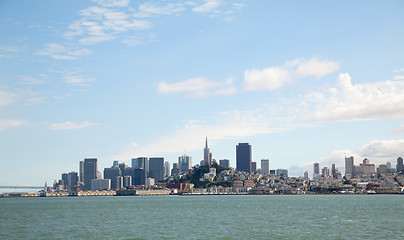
[0,90,17,106]
[0,45,25,58]
[244,67,290,91]
[135,2,186,17]
[114,109,285,158]
[92,0,129,7]
[62,75,95,87]
[295,57,340,79]
[37,43,92,60]
[300,73,404,121]
[20,75,46,85]
[157,77,236,98]
[193,0,224,13]
[0,119,26,131]
[50,121,95,130]
[393,75,404,80]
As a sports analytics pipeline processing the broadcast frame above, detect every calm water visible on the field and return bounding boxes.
[1,195,403,239]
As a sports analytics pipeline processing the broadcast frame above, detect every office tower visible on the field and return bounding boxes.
[397,157,403,173]
[276,168,288,177]
[360,158,375,175]
[113,160,119,167]
[236,143,252,172]
[313,163,319,175]
[123,167,135,183]
[219,159,230,168]
[149,157,164,182]
[377,164,388,174]
[119,163,127,174]
[261,159,270,175]
[171,163,180,176]
[179,154,192,173]
[123,175,132,187]
[83,158,97,190]
[131,158,137,168]
[61,173,68,188]
[79,161,84,183]
[304,171,309,180]
[251,162,257,173]
[345,156,354,177]
[164,161,170,176]
[116,176,123,189]
[134,157,149,174]
[322,167,330,178]
[67,171,78,190]
[133,168,146,185]
[204,137,212,166]
[104,167,121,189]
[91,179,110,190]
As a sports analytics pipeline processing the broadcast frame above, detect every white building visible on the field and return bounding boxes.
[146,177,155,186]
[261,159,270,175]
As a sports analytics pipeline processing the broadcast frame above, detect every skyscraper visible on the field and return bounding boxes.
[345,156,354,177]
[313,162,319,174]
[67,171,78,190]
[397,157,403,173]
[104,167,121,189]
[83,158,97,190]
[219,159,230,168]
[134,157,149,175]
[261,159,270,175]
[251,162,257,173]
[236,143,251,173]
[179,154,192,173]
[79,160,84,183]
[149,157,164,182]
[204,137,212,166]
[164,161,170,176]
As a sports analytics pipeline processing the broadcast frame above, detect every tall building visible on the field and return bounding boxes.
[397,157,403,173]
[171,163,180,176]
[313,162,319,174]
[219,159,230,168]
[91,179,110,190]
[112,160,119,167]
[204,137,212,166]
[236,143,252,173]
[123,175,132,187]
[61,173,68,188]
[276,168,288,177]
[83,158,97,190]
[104,167,121,189]
[149,157,164,182]
[164,161,170,176]
[261,159,270,175]
[79,161,84,183]
[67,171,78,190]
[134,157,149,175]
[179,154,192,173]
[251,162,257,173]
[116,176,123,189]
[360,158,375,176]
[133,169,146,185]
[345,156,354,177]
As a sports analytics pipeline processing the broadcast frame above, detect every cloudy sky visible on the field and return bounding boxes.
[1,0,404,185]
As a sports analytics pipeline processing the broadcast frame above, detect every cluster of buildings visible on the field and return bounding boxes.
[50,138,404,194]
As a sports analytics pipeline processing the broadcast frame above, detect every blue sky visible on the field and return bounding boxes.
[1,0,404,185]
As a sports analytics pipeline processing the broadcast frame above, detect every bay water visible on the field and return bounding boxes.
[1,195,403,239]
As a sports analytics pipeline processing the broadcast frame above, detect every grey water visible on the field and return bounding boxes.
[1,195,403,239]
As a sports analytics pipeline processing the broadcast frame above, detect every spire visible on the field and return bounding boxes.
[205,137,208,148]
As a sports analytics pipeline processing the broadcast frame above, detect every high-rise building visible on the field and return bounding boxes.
[91,179,110,190]
[397,157,403,173]
[276,168,288,177]
[133,169,146,185]
[67,171,78,190]
[164,161,170,176]
[313,162,319,174]
[261,159,270,175]
[118,163,127,174]
[83,158,97,190]
[322,167,330,178]
[179,154,192,173]
[345,156,354,177]
[116,176,123,189]
[236,143,252,173]
[134,157,149,175]
[360,158,375,176]
[171,163,180,176]
[61,173,68,188]
[79,161,84,183]
[219,159,230,168]
[204,137,212,166]
[123,175,132,187]
[149,157,164,182]
[112,160,119,167]
[251,162,257,173]
[104,167,121,189]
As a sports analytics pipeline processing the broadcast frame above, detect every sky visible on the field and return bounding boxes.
[1,0,404,186]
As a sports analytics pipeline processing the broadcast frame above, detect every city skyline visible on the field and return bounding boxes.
[1,1,404,185]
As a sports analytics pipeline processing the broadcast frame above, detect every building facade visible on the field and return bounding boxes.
[219,159,230,168]
[236,143,252,173]
[83,158,97,190]
[149,157,164,182]
[261,159,270,175]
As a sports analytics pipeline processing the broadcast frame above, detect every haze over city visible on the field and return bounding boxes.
[1,0,404,185]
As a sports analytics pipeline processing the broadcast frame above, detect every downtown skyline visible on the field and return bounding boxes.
[1,0,404,185]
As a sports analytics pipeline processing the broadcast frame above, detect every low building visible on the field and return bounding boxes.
[91,179,111,190]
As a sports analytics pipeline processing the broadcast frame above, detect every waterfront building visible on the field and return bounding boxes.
[219,159,230,168]
[123,175,132,187]
[164,161,170,176]
[397,157,403,173]
[146,177,155,186]
[204,137,212,166]
[251,162,257,173]
[179,154,192,173]
[67,171,78,190]
[149,157,164,182]
[276,168,288,177]
[83,158,97,190]
[236,143,252,173]
[261,159,270,175]
[104,167,121,189]
[91,179,111,190]
[116,176,123,189]
[345,156,354,177]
